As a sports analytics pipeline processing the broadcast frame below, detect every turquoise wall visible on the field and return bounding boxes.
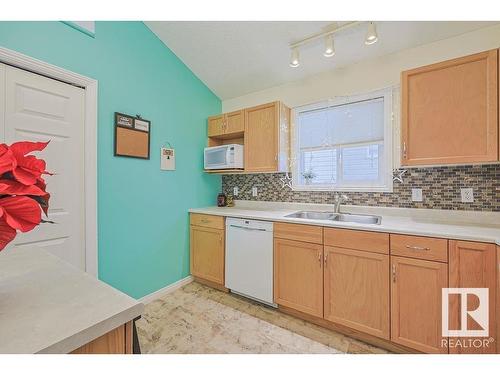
[0,22,221,298]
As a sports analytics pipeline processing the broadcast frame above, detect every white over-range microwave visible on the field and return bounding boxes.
[204,144,244,170]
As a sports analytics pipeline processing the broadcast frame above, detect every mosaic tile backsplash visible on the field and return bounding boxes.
[221,165,500,211]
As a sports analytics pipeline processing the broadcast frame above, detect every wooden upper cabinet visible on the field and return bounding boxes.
[274,238,324,317]
[224,110,244,135]
[207,111,244,139]
[190,225,225,285]
[324,246,390,339]
[391,256,448,353]
[207,115,225,137]
[244,101,289,172]
[448,240,497,354]
[401,49,498,166]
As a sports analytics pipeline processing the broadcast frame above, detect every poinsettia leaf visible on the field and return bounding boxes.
[12,167,38,186]
[0,196,41,232]
[0,216,17,251]
[10,141,49,156]
[0,144,16,175]
[30,193,50,216]
[36,178,46,191]
[12,154,50,186]
[0,179,46,196]
[17,154,46,170]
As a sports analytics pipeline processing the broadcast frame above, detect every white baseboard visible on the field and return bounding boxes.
[139,275,194,304]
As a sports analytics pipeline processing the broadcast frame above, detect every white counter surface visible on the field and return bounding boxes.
[189,200,500,245]
[0,247,144,354]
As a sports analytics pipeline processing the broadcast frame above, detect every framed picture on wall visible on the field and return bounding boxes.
[114,112,151,160]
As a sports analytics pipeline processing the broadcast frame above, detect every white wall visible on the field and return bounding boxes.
[223,24,500,169]
[222,24,500,112]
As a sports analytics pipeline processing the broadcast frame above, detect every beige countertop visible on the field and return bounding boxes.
[189,200,500,245]
[0,247,144,354]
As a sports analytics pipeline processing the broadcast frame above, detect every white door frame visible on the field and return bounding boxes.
[0,47,98,277]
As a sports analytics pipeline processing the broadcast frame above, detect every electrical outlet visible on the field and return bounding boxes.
[411,188,423,202]
[252,187,258,197]
[233,187,239,196]
[461,188,474,203]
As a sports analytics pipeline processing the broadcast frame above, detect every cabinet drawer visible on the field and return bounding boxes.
[190,213,224,229]
[324,228,389,254]
[391,234,448,262]
[274,222,323,244]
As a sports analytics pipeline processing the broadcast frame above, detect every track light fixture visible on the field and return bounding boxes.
[289,47,300,68]
[323,34,335,57]
[365,22,378,45]
[288,21,379,68]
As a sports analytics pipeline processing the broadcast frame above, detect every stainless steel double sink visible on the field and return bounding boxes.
[285,211,381,225]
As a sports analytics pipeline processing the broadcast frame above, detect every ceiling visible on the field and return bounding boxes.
[145,21,497,100]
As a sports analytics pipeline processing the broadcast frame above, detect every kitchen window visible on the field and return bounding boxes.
[292,88,393,192]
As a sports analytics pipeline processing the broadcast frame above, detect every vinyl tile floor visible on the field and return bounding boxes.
[136,282,388,354]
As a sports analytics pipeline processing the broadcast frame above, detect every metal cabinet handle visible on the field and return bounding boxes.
[392,264,396,283]
[405,245,430,251]
[318,252,322,268]
[403,141,407,159]
[324,252,328,265]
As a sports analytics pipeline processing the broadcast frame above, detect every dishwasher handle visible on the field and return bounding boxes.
[229,224,268,232]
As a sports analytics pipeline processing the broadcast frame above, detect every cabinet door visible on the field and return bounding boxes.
[274,238,323,317]
[324,246,390,339]
[448,240,497,354]
[224,110,244,135]
[401,49,498,166]
[190,225,224,285]
[244,102,279,172]
[207,115,225,137]
[391,256,448,353]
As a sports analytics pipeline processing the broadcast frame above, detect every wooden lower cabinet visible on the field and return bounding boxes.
[324,246,390,339]
[190,225,225,285]
[71,322,132,354]
[274,238,324,317]
[448,240,497,354]
[391,256,448,353]
[187,212,499,354]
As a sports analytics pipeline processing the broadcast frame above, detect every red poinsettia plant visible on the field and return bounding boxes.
[0,141,51,251]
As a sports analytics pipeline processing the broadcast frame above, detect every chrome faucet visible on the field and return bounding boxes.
[333,193,349,213]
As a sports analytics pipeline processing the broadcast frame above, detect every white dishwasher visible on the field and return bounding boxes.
[225,217,275,306]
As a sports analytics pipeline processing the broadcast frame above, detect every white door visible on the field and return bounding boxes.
[1,63,86,270]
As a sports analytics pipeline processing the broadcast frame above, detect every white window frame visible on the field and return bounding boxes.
[291,88,393,193]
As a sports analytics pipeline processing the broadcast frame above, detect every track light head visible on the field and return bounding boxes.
[323,34,335,57]
[365,22,378,45]
[289,47,300,68]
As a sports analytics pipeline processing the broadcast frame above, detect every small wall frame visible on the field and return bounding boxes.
[114,112,151,160]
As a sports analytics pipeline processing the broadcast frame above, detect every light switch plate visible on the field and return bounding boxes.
[233,187,239,196]
[411,188,423,202]
[252,187,258,197]
[461,188,474,203]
